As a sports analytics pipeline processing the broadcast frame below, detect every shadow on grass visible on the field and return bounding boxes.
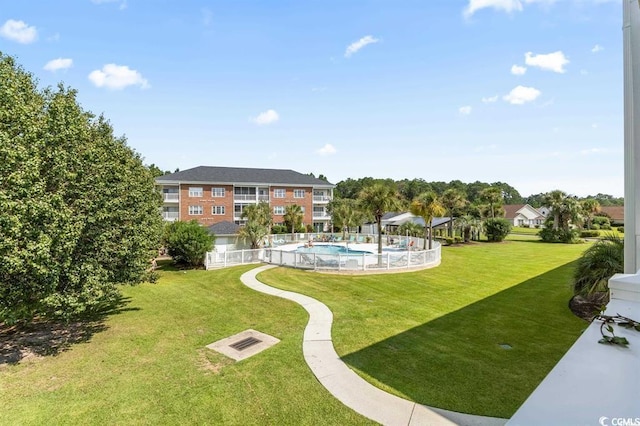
[0,294,138,366]
[341,261,586,418]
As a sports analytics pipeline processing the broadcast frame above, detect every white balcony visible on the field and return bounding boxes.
[258,195,269,202]
[313,196,332,203]
[163,193,179,202]
[234,194,257,201]
[162,212,179,221]
[312,213,331,219]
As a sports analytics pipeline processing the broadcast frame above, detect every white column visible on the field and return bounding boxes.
[623,0,640,273]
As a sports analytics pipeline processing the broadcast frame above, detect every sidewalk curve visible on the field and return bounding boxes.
[240,265,507,426]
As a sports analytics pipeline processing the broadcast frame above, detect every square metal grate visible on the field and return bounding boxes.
[229,336,263,351]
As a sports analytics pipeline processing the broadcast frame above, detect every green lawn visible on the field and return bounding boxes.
[258,240,589,418]
[0,265,372,425]
[510,226,541,235]
[1,240,589,423]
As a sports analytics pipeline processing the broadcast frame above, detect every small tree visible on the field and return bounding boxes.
[164,221,215,267]
[483,218,511,242]
[410,191,445,249]
[283,204,304,235]
[358,183,403,254]
[239,202,272,248]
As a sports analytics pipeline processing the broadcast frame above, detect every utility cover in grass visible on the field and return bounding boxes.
[207,329,280,361]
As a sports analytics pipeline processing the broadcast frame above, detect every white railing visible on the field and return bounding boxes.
[163,193,179,202]
[234,194,257,201]
[313,213,330,219]
[313,196,331,202]
[205,234,441,272]
[162,212,179,221]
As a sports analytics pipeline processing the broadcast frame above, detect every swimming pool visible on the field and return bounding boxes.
[295,244,373,255]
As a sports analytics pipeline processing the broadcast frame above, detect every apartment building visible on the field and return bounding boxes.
[155,166,334,232]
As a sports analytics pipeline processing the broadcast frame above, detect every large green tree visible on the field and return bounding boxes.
[358,183,402,254]
[410,191,445,250]
[164,221,215,267]
[0,53,163,324]
[540,190,582,243]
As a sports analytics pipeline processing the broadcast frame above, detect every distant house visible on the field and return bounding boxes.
[598,206,625,225]
[503,204,546,227]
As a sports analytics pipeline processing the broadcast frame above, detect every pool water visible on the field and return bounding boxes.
[295,244,373,255]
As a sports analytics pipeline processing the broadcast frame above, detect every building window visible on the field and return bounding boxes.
[212,206,225,215]
[188,205,203,215]
[189,187,203,197]
[212,187,225,197]
[273,188,285,198]
[294,189,305,198]
[273,206,285,215]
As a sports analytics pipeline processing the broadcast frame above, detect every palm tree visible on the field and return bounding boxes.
[573,234,623,298]
[581,198,601,230]
[283,204,304,235]
[328,198,360,238]
[442,188,466,237]
[410,191,445,250]
[357,183,402,254]
[543,190,582,232]
[397,221,423,238]
[479,187,503,219]
[239,202,272,248]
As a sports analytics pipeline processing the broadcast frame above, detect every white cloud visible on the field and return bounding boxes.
[202,8,213,26]
[459,106,472,115]
[88,64,149,90]
[91,0,127,9]
[511,64,527,75]
[251,109,279,125]
[316,144,337,156]
[591,44,603,53]
[0,19,37,44]
[463,0,559,18]
[591,123,598,129]
[503,85,541,104]
[482,95,499,103]
[475,144,498,152]
[44,58,73,72]
[464,0,523,18]
[524,51,569,73]
[580,147,607,155]
[344,35,379,58]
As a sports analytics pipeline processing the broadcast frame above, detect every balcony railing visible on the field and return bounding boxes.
[313,196,332,203]
[258,195,269,202]
[234,194,257,201]
[162,212,179,221]
[163,193,179,202]
[313,213,331,219]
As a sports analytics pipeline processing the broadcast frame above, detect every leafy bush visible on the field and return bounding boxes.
[164,221,215,267]
[580,230,599,238]
[601,224,612,230]
[573,235,623,296]
[271,224,287,234]
[444,237,454,245]
[484,218,511,242]
[454,236,462,243]
[591,224,600,230]
[539,227,580,244]
[592,216,610,227]
[618,226,624,233]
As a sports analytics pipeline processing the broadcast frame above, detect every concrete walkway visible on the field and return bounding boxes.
[240,265,507,426]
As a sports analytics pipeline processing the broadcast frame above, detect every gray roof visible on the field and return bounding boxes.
[208,221,240,235]
[156,166,333,187]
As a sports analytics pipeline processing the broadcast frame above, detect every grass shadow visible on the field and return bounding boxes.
[0,294,137,366]
[340,261,586,418]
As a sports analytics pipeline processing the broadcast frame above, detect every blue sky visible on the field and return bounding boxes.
[0,0,623,197]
